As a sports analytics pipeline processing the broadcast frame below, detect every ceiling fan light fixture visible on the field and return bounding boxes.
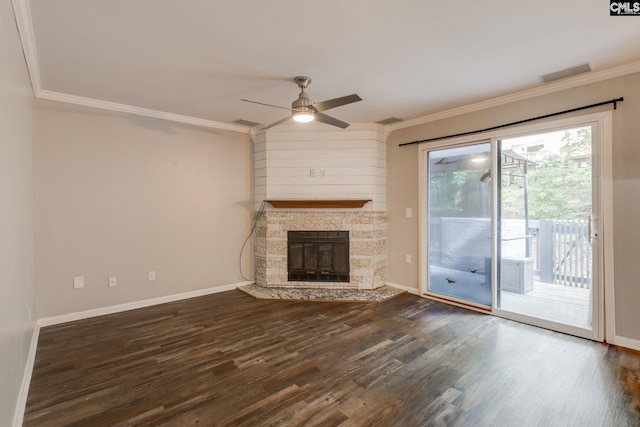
[292,110,314,123]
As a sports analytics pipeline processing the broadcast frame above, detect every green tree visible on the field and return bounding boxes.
[430,169,489,218]
[502,127,592,220]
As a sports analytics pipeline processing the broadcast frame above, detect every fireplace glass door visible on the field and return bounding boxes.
[287,231,349,282]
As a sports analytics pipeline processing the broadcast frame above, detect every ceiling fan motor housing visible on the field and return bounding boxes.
[292,91,314,114]
[292,76,314,114]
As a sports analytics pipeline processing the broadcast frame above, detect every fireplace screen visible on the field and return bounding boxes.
[287,231,349,282]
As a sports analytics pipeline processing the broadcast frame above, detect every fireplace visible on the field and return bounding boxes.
[255,209,387,290]
[287,231,349,282]
[252,124,388,290]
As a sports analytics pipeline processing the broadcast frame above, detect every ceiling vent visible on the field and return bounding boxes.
[376,117,403,125]
[542,63,592,83]
[233,119,262,127]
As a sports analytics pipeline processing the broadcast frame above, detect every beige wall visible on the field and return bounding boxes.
[1,0,36,424]
[387,72,640,342]
[34,101,252,318]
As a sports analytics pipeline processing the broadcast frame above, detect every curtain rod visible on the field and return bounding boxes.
[399,97,624,147]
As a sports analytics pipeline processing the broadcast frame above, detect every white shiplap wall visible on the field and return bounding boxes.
[253,123,388,211]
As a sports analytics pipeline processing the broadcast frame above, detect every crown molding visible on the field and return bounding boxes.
[388,61,640,132]
[37,90,250,133]
[11,0,249,134]
[11,0,41,95]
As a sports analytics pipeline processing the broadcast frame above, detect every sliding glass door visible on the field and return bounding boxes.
[497,125,598,333]
[425,142,492,308]
[420,114,608,340]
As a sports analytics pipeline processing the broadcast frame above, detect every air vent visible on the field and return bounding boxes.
[376,117,403,125]
[233,119,262,127]
[542,63,592,83]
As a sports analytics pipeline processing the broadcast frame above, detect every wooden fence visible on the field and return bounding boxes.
[535,218,592,289]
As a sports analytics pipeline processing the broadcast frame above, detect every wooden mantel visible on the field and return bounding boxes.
[264,199,372,209]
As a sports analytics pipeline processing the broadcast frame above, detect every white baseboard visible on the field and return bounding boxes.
[38,281,251,327]
[387,282,421,296]
[13,323,40,427]
[613,335,640,352]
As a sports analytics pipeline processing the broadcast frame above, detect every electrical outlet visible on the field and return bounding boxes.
[405,254,412,264]
[73,276,84,289]
[148,271,156,281]
[108,276,117,287]
[406,208,413,218]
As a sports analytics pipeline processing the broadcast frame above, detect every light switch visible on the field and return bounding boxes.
[73,276,84,289]
[406,208,413,218]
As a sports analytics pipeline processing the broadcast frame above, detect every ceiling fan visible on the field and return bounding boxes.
[241,76,362,130]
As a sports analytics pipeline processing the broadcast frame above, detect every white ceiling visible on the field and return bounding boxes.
[19,0,640,131]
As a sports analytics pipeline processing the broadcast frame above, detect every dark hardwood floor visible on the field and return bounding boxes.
[24,290,640,426]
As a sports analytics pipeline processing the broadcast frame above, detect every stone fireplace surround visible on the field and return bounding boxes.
[255,204,387,290]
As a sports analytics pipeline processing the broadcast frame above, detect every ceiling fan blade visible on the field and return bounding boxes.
[314,112,350,129]
[241,99,293,112]
[261,116,291,130]
[313,94,362,112]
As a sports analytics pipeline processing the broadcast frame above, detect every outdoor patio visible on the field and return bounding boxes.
[500,281,591,329]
